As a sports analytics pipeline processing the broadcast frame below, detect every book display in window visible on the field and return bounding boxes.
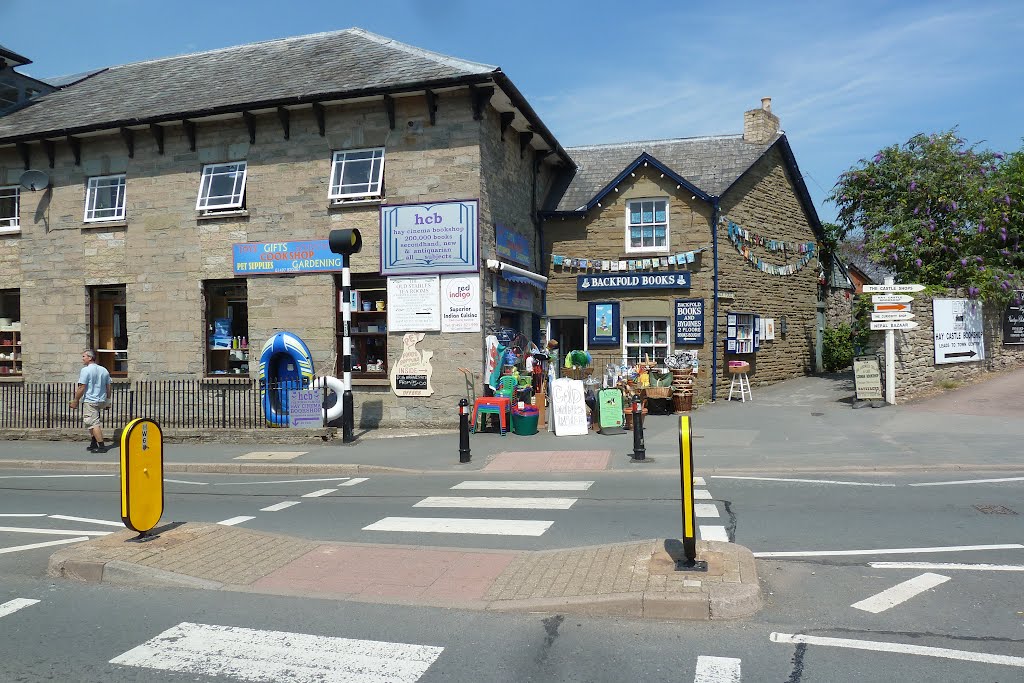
[341,278,389,377]
[725,312,760,354]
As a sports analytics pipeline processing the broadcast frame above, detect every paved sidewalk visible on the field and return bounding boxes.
[47,522,761,621]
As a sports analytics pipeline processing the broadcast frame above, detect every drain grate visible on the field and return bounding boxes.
[973,504,1018,515]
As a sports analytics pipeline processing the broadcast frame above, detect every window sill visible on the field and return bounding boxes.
[0,227,21,236]
[624,250,670,256]
[197,210,249,221]
[329,197,383,209]
[82,220,127,230]
[352,378,391,387]
[0,375,24,382]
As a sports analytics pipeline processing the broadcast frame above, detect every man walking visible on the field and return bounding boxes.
[69,350,112,453]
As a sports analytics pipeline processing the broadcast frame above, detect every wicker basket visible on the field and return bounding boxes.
[644,386,672,399]
[672,392,694,413]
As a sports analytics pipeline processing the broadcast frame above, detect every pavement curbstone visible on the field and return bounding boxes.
[102,561,226,590]
[708,583,763,619]
[643,592,710,620]
[489,593,644,618]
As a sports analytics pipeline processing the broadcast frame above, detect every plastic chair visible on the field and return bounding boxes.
[495,375,518,398]
[471,396,511,435]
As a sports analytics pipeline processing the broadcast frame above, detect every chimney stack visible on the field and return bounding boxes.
[744,96,780,144]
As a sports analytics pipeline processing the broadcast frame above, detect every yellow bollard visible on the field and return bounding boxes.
[677,415,706,571]
[120,418,164,535]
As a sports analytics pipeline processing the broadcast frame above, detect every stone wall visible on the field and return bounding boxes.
[825,286,855,328]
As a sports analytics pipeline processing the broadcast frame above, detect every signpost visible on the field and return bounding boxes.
[871,311,915,321]
[870,320,919,331]
[863,284,926,293]
[867,279,923,405]
[872,294,914,304]
[873,303,912,312]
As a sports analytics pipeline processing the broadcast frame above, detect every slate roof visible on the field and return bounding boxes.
[0,43,31,67]
[838,240,893,284]
[545,133,779,212]
[0,28,500,143]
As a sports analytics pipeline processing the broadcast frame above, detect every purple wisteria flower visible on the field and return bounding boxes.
[915,258,923,268]
[909,181,917,191]
[968,287,979,297]
[961,258,969,266]
[946,272,954,280]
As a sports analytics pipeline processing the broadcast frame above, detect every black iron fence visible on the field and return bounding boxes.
[0,379,330,430]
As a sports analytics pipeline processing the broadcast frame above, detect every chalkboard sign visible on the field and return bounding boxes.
[551,378,588,436]
[395,374,428,390]
[1004,296,1024,345]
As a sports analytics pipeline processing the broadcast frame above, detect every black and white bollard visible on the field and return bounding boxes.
[458,398,472,463]
[631,399,646,461]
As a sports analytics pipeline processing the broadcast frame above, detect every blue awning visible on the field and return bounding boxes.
[500,270,546,290]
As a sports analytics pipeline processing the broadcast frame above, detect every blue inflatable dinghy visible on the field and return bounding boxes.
[259,331,314,426]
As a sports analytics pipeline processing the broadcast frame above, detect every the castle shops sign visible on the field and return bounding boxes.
[380,199,479,276]
[577,272,691,291]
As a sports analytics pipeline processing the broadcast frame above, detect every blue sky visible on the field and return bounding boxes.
[3,0,1022,224]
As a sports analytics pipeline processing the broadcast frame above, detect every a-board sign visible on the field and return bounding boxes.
[597,388,624,433]
[853,355,883,400]
[1004,295,1024,345]
[287,389,323,429]
[933,298,985,364]
[551,377,588,436]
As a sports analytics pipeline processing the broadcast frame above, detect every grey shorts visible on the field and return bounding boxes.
[83,402,106,429]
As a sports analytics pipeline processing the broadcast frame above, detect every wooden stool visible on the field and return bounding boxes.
[727,361,752,402]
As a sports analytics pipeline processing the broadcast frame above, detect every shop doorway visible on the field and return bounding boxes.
[549,318,584,353]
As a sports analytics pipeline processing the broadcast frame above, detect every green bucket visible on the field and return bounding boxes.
[511,408,539,436]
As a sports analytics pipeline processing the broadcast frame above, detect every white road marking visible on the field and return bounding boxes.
[0,526,111,537]
[414,496,577,510]
[302,489,336,498]
[214,477,351,486]
[694,655,741,682]
[217,516,255,526]
[49,514,123,527]
[870,562,1024,572]
[752,543,1024,558]
[451,481,594,491]
[0,537,90,555]
[260,501,301,512]
[109,621,444,683]
[693,477,706,486]
[694,489,713,500]
[710,475,894,487]
[0,598,40,619]
[338,478,369,487]
[770,632,1024,668]
[909,476,1024,487]
[0,474,112,479]
[364,517,553,536]
[695,504,720,518]
[0,513,46,517]
[700,526,730,542]
[164,479,209,485]
[851,572,950,613]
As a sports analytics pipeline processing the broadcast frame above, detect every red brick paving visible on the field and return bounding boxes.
[483,450,611,471]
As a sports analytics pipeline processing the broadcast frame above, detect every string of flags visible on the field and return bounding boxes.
[552,248,708,272]
[725,218,816,276]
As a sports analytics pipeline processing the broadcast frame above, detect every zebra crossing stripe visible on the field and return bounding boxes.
[261,501,300,512]
[363,517,553,536]
[700,526,730,542]
[217,516,255,526]
[694,489,712,500]
[850,573,950,613]
[0,526,110,536]
[302,489,336,498]
[0,598,40,619]
[450,481,593,491]
[695,504,720,518]
[338,478,369,487]
[109,622,444,683]
[413,497,577,510]
[694,655,741,682]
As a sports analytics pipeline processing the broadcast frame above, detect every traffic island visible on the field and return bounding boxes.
[47,523,761,622]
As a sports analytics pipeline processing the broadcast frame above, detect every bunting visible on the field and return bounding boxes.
[551,247,708,272]
[724,218,816,276]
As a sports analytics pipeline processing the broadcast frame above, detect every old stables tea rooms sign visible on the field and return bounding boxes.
[380,200,479,276]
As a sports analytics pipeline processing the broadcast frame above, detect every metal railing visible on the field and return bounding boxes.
[0,379,329,430]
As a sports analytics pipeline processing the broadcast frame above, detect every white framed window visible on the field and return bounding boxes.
[624,318,670,365]
[84,174,127,222]
[196,161,248,212]
[0,186,19,233]
[626,198,668,252]
[329,148,385,201]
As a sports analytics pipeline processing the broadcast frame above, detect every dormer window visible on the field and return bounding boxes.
[196,161,247,213]
[329,148,384,202]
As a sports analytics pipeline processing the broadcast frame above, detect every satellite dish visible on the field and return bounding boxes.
[19,169,50,191]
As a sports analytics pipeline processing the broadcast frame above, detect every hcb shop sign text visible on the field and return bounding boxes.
[380,200,479,275]
[577,272,691,291]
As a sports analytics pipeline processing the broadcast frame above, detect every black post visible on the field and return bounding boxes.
[458,398,471,463]
[328,229,362,444]
[631,398,646,460]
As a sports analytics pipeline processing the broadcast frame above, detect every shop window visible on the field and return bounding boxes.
[84,174,127,222]
[90,286,128,376]
[624,318,669,364]
[0,186,19,233]
[0,290,21,377]
[626,198,668,252]
[204,281,249,375]
[196,161,247,212]
[341,275,388,377]
[329,148,385,202]
[726,312,760,354]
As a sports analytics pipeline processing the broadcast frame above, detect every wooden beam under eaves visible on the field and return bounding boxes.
[470,85,494,121]
[499,112,515,141]
[277,107,290,140]
[243,112,256,144]
[519,132,533,158]
[425,90,437,126]
[383,95,395,130]
[16,142,29,170]
[42,140,55,168]
[150,124,164,154]
[312,102,326,136]
[183,119,196,151]
[120,128,134,158]
[67,136,81,165]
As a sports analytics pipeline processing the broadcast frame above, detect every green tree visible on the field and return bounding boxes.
[830,130,1023,302]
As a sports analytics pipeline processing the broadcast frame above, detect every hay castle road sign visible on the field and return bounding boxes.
[863,283,925,293]
[871,311,915,321]
[870,320,920,331]
[872,294,914,304]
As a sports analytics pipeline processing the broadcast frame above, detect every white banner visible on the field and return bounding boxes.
[387,276,440,332]
[440,274,481,333]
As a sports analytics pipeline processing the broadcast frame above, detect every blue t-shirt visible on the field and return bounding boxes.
[77,363,111,403]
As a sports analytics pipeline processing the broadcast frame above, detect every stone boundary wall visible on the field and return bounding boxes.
[871,290,1024,401]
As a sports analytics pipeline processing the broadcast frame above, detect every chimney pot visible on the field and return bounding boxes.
[744,97,780,144]
[761,97,772,112]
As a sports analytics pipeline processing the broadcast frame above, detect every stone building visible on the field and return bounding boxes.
[541,99,825,400]
[0,29,569,426]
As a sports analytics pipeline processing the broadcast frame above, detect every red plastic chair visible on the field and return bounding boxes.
[471,397,512,435]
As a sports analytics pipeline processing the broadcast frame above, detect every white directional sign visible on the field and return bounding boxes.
[872,294,914,304]
[870,320,920,331]
[933,298,984,364]
[872,311,915,321]
[863,283,925,293]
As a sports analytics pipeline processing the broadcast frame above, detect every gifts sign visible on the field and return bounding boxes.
[551,378,588,436]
